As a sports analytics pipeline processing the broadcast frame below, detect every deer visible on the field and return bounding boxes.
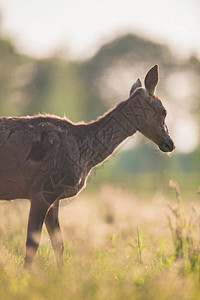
[0,65,175,268]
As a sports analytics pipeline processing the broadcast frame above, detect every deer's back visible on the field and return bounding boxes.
[0,115,84,200]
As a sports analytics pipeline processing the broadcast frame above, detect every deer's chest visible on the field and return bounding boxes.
[32,133,89,202]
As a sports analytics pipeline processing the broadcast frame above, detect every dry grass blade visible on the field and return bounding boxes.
[168,180,200,271]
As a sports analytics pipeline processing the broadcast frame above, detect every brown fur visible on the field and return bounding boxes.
[0,65,174,267]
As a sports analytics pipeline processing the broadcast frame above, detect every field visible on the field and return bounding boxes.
[0,182,200,300]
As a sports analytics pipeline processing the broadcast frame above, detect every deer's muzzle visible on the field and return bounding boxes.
[159,137,175,152]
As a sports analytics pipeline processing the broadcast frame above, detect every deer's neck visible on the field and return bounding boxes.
[77,90,143,170]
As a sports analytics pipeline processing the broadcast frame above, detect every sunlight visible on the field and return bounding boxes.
[173,116,199,153]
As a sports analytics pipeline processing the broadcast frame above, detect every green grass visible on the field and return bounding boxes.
[0,183,200,299]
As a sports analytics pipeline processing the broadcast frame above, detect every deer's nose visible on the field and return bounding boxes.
[164,140,175,152]
[165,139,175,152]
[159,138,175,152]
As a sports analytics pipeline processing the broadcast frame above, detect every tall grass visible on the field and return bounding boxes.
[168,180,200,273]
[0,184,199,299]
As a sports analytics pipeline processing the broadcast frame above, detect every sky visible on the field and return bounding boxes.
[0,0,199,60]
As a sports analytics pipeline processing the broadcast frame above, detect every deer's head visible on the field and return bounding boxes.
[129,65,175,152]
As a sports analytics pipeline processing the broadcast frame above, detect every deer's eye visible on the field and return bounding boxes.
[162,109,167,117]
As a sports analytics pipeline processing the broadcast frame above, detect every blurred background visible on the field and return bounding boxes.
[0,0,199,196]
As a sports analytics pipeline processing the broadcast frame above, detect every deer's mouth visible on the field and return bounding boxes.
[159,139,175,152]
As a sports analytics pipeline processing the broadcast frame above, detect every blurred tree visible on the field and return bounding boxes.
[0,32,199,182]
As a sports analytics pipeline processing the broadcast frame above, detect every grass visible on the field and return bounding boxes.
[0,183,200,299]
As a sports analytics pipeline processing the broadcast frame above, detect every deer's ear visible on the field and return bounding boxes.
[144,65,159,96]
[129,78,142,97]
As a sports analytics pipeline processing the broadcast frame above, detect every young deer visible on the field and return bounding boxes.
[0,65,174,268]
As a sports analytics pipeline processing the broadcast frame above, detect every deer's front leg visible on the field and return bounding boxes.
[24,193,49,268]
[45,200,64,268]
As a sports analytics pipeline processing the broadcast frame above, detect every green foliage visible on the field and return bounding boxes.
[83,33,174,78]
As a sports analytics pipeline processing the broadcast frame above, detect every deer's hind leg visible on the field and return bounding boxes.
[24,192,50,268]
[45,200,64,268]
